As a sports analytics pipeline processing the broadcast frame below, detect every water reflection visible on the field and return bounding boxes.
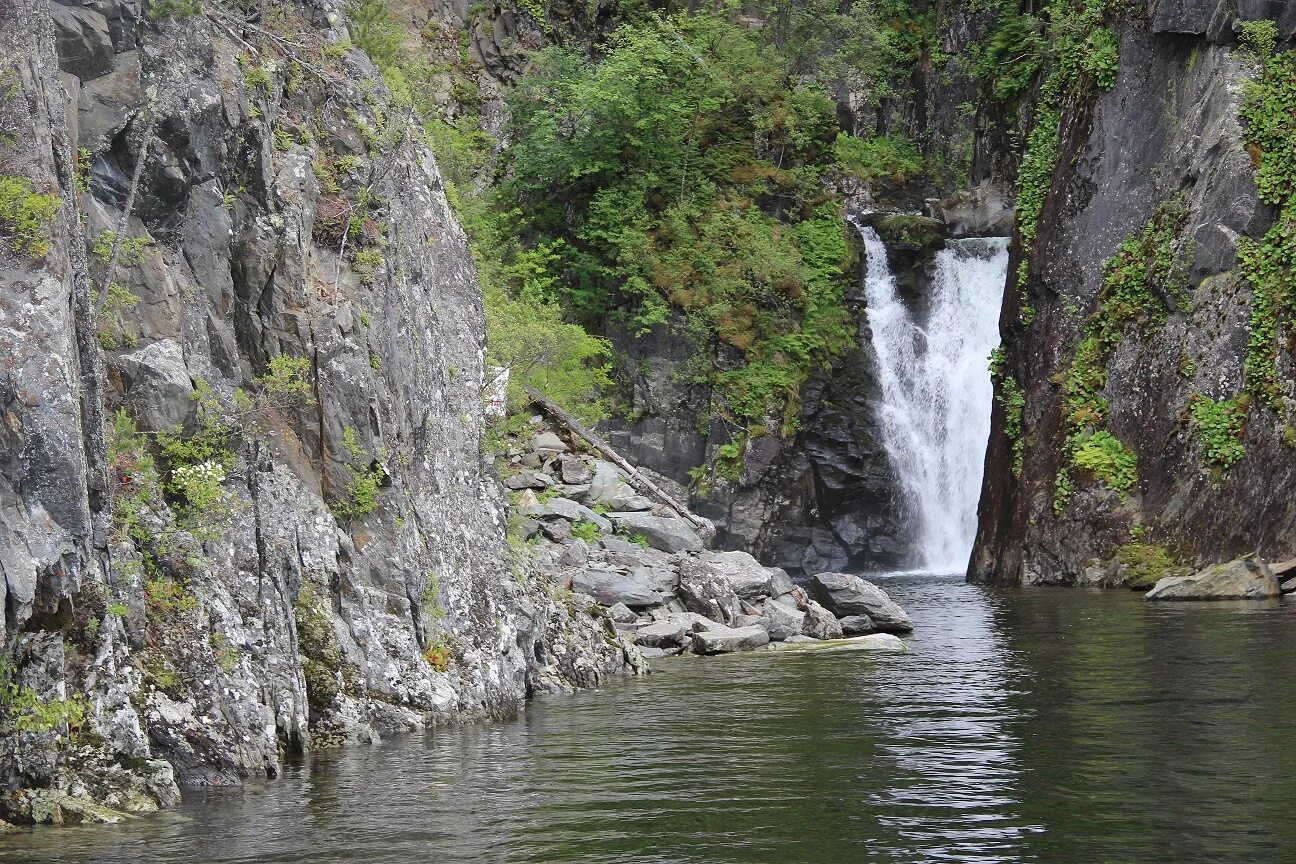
[4,574,1296,863]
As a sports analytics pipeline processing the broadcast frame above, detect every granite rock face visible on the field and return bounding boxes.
[972,5,1296,585]
[0,1,638,824]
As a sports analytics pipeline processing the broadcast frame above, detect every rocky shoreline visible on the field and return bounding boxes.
[500,418,914,659]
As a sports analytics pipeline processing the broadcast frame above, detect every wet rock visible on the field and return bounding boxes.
[810,572,913,633]
[571,569,660,608]
[691,624,770,655]
[1145,556,1279,601]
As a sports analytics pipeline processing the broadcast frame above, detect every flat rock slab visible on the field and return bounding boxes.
[572,569,660,608]
[773,633,907,653]
[691,624,770,655]
[810,572,913,633]
[608,513,703,553]
[1146,555,1279,601]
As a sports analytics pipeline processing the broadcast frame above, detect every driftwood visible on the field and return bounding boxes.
[524,386,709,532]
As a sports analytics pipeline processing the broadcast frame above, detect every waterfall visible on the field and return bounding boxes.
[855,222,1009,573]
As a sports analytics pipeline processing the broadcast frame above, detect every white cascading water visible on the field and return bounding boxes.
[855,221,1009,573]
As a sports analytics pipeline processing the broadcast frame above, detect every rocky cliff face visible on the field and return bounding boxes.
[972,3,1296,585]
[0,0,637,824]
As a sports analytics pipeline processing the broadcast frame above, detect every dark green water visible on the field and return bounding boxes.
[6,573,1296,863]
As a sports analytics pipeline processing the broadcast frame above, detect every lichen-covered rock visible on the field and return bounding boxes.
[1145,556,1279,601]
[0,1,640,823]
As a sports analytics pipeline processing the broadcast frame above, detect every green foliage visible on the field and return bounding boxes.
[91,230,149,265]
[145,577,199,617]
[497,12,859,428]
[295,586,343,709]
[0,667,86,738]
[833,133,924,185]
[1240,20,1280,58]
[257,355,314,403]
[1239,50,1296,409]
[422,638,452,672]
[995,375,1027,477]
[1071,430,1138,497]
[147,0,201,20]
[0,175,59,259]
[1054,198,1190,505]
[352,247,384,285]
[1003,0,1124,297]
[333,427,385,518]
[486,284,614,425]
[107,602,129,617]
[1116,542,1175,589]
[571,520,601,543]
[1189,394,1249,468]
[97,281,141,349]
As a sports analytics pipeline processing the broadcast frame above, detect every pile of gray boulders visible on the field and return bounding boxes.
[503,423,912,658]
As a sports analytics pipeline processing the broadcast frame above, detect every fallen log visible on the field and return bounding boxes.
[523,386,710,534]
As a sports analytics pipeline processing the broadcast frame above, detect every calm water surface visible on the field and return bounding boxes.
[7,573,1296,863]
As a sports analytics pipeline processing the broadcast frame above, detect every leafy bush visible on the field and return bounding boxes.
[1240,20,1280,57]
[833,133,924,184]
[1071,430,1138,497]
[571,520,601,542]
[1189,395,1248,468]
[0,176,59,259]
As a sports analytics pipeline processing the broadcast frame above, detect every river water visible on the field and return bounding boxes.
[5,572,1295,863]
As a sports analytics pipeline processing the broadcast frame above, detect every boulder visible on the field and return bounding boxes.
[810,572,913,633]
[586,461,655,511]
[556,540,589,568]
[605,603,640,624]
[691,624,770,655]
[1145,556,1279,601]
[801,599,843,640]
[532,431,568,456]
[760,599,805,641]
[522,497,610,531]
[626,566,679,595]
[677,550,778,599]
[116,339,193,432]
[572,569,660,608]
[769,568,795,598]
[539,520,570,542]
[783,634,818,644]
[842,633,906,651]
[839,615,876,635]
[677,572,740,625]
[557,454,592,484]
[608,513,703,553]
[634,620,689,649]
[505,470,553,490]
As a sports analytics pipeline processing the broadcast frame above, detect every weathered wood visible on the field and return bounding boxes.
[523,386,709,532]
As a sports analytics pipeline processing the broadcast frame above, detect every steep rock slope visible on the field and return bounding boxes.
[0,0,636,824]
[973,2,1296,584]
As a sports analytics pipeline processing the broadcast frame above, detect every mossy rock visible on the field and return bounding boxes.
[870,214,944,253]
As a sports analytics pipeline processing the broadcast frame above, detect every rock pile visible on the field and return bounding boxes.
[502,423,913,657]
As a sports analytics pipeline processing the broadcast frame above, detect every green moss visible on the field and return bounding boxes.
[870,215,943,252]
[294,586,342,710]
[0,176,59,259]
[1116,542,1176,589]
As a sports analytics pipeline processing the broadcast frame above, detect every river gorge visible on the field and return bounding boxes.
[4,0,1296,856]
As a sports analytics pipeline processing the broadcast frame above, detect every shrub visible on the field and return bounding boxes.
[0,176,59,259]
[571,520,601,542]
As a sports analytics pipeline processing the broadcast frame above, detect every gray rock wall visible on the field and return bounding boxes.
[0,0,636,824]
[972,5,1296,584]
